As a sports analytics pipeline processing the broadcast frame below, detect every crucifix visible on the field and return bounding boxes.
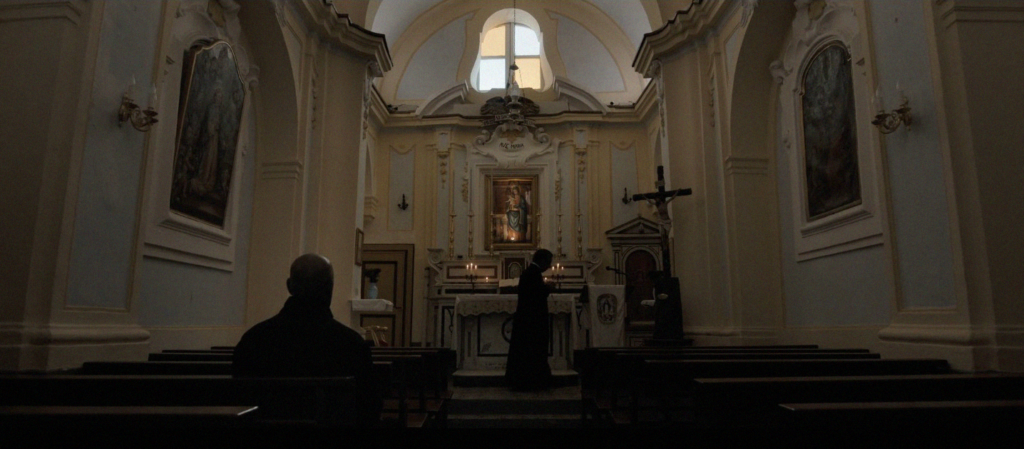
[631,165,691,343]
[632,166,692,276]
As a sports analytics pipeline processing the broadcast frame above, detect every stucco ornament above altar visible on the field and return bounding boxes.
[470,123,556,168]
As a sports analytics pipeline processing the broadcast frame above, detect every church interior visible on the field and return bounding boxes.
[1,0,1023,433]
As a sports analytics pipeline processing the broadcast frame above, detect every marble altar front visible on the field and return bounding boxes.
[453,294,577,371]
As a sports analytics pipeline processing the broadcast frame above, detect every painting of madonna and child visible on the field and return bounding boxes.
[486,175,538,251]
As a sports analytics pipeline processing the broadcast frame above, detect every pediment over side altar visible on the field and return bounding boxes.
[470,124,555,168]
[606,216,662,246]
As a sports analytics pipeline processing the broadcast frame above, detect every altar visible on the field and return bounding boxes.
[453,294,577,371]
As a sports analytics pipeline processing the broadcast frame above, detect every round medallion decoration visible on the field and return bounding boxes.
[508,262,524,279]
[501,316,515,343]
[596,294,618,325]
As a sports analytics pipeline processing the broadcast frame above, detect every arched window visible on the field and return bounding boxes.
[477,23,542,91]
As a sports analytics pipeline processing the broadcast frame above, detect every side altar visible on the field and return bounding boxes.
[453,294,577,370]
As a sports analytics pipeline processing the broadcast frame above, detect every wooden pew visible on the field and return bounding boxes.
[0,405,258,431]
[0,375,367,428]
[81,361,232,375]
[579,350,881,424]
[149,348,454,428]
[150,353,232,362]
[692,373,1024,429]
[778,400,1024,432]
[575,347,869,390]
[76,360,423,427]
[610,358,953,427]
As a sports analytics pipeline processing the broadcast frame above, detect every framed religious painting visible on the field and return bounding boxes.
[800,42,861,221]
[170,40,246,227]
[485,175,538,251]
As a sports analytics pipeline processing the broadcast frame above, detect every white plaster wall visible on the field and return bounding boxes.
[868,0,956,309]
[551,13,625,93]
[396,14,469,101]
[777,97,892,326]
[389,149,415,231]
[586,0,652,49]
[611,143,640,227]
[370,0,444,42]
[66,1,162,309]
[137,120,255,327]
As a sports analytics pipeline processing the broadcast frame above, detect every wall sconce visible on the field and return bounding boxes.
[118,77,159,132]
[397,194,409,210]
[621,188,632,204]
[872,83,912,134]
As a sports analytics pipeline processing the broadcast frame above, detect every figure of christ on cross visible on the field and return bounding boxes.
[632,165,692,275]
[631,165,691,342]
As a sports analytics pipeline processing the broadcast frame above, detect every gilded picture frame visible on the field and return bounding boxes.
[485,175,539,251]
[800,42,862,221]
[170,40,246,227]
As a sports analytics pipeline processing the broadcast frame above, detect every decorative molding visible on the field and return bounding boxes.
[461,162,469,204]
[724,156,769,175]
[293,0,392,73]
[470,126,554,168]
[142,2,260,272]
[707,68,717,128]
[361,63,374,141]
[774,0,884,262]
[633,0,730,77]
[768,59,791,85]
[0,323,149,346]
[432,128,452,188]
[448,214,456,259]
[584,248,604,283]
[0,0,85,24]
[878,324,994,346]
[363,195,379,226]
[417,81,470,116]
[260,160,303,180]
[552,76,608,113]
[741,0,759,26]
[389,144,415,155]
[611,140,635,151]
[936,1,1024,28]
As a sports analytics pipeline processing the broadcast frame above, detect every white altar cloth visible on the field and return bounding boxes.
[453,294,577,370]
[350,299,394,311]
[582,285,626,347]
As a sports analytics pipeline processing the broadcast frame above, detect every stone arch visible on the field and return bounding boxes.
[729,1,794,163]
[236,1,304,326]
[721,1,795,339]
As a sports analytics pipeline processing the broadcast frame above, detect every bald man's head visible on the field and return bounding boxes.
[287,253,334,307]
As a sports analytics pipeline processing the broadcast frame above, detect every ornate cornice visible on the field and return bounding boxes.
[633,0,731,77]
[294,0,392,74]
[0,0,86,24]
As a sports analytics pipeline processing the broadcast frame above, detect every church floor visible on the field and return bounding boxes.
[446,371,583,428]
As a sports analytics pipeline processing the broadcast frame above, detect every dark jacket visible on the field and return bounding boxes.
[233,296,381,422]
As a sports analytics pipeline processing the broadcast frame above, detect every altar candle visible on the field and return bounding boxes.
[128,75,137,99]
[149,84,158,106]
[874,87,884,112]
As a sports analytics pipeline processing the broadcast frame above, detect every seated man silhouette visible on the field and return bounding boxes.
[233,253,381,424]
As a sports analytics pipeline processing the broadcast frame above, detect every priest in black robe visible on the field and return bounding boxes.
[505,248,554,391]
